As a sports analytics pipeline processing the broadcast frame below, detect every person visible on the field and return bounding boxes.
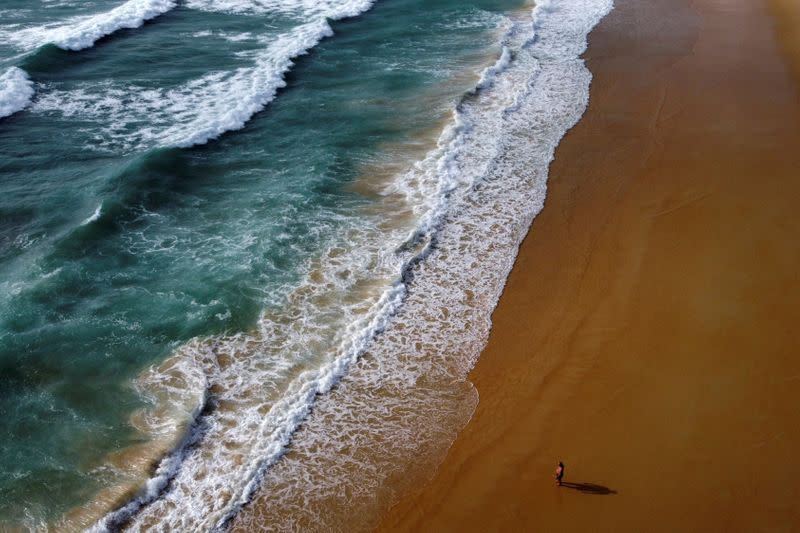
[555,461,565,486]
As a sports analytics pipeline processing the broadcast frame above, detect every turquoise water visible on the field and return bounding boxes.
[0,0,527,527]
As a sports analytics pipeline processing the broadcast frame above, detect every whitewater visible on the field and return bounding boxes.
[1,0,377,150]
[0,0,180,120]
[3,0,177,52]
[0,67,33,119]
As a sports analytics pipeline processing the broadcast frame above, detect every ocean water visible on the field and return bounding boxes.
[0,0,612,530]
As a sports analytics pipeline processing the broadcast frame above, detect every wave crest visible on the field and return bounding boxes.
[0,67,34,119]
[31,0,376,151]
[3,0,176,52]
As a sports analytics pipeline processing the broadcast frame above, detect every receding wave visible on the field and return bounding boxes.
[1,0,176,52]
[0,67,34,119]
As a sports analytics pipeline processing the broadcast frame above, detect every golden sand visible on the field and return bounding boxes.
[377,0,800,530]
[771,0,800,83]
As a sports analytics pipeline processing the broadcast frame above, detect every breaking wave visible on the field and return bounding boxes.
[0,67,34,119]
[31,0,376,151]
[2,0,177,52]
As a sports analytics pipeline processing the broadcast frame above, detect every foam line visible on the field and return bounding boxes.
[186,0,374,17]
[475,45,512,91]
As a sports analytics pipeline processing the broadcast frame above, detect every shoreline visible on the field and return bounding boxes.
[231,2,612,529]
[378,0,800,530]
[71,15,512,532]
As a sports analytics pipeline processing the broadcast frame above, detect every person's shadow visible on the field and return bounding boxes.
[560,481,617,495]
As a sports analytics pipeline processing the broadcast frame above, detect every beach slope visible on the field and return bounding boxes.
[378,0,800,530]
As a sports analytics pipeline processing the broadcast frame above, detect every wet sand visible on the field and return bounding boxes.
[378,0,800,531]
[772,0,800,80]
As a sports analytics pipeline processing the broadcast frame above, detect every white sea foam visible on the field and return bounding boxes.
[33,0,375,151]
[81,204,103,225]
[475,45,512,91]
[102,215,418,530]
[0,67,34,119]
[2,0,176,52]
[87,0,613,530]
[186,0,372,18]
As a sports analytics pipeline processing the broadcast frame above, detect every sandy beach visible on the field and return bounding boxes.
[772,0,800,80]
[378,0,800,530]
